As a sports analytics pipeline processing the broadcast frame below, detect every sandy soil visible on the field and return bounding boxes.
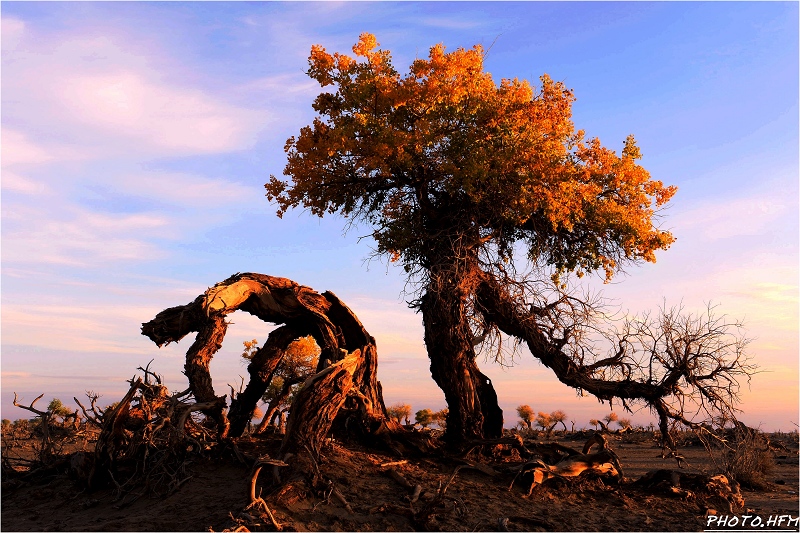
[2,430,797,532]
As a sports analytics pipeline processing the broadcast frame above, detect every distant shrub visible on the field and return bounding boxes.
[432,408,448,429]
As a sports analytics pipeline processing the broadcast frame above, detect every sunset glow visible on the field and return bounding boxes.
[2,2,797,431]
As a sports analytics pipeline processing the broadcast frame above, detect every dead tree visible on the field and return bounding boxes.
[474,270,757,455]
[141,273,399,456]
[87,373,221,495]
[12,393,57,463]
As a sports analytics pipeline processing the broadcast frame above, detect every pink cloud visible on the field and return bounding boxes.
[2,17,268,159]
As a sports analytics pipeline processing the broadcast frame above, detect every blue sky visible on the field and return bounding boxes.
[2,2,797,430]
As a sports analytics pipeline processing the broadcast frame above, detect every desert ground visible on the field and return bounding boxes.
[2,423,797,532]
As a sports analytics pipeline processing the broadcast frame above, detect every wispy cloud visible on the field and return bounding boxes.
[2,204,170,267]
[2,16,267,160]
[115,172,257,209]
[1,304,165,353]
[673,192,794,240]
[1,171,51,195]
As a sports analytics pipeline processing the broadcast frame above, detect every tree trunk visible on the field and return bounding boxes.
[142,273,393,454]
[420,270,503,445]
[279,352,360,456]
[254,379,295,434]
[183,315,230,438]
[228,324,301,437]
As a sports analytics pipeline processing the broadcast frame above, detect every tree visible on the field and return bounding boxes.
[551,409,569,432]
[251,335,320,434]
[432,408,449,429]
[589,418,600,431]
[47,398,72,420]
[143,273,398,450]
[266,34,752,449]
[516,405,535,430]
[415,408,434,428]
[535,411,556,437]
[387,403,412,425]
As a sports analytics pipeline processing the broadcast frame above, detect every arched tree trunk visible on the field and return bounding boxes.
[180,315,230,437]
[141,273,396,455]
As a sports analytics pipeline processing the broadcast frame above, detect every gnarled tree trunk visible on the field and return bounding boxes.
[421,265,503,445]
[141,273,397,454]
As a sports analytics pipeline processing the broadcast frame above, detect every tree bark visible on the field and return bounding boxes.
[420,269,503,445]
[183,315,230,437]
[279,352,361,456]
[142,273,393,453]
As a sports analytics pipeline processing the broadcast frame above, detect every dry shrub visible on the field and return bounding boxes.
[724,430,775,490]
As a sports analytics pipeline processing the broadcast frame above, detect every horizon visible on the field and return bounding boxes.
[2,2,798,431]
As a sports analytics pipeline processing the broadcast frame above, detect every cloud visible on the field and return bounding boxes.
[727,282,798,305]
[672,191,795,240]
[2,17,268,160]
[1,372,32,379]
[115,172,256,209]
[1,304,161,354]
[1,171,50,195]
[0,16,25,48]
[2,204,170,267]
[1,129,55,166]
[56,70,264,155]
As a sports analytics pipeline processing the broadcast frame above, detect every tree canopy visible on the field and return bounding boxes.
[267,33,676,283]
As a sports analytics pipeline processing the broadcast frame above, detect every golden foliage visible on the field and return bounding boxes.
[386,403,412,424]
[516,404,534,428]
[267,33,676,281]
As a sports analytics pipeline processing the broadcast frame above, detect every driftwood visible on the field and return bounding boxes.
[634,469,745,513]
[141,273,401,457]
[508,433,625,495]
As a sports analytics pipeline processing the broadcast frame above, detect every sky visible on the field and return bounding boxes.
[1,2,798,431]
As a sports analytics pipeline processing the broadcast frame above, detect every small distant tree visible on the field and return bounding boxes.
[387,403,412,425]
[604,412,619,427]
[242,338,260,360]
[550,409,569,432]
[415,408,434,428]
[432,408,449,429]
[251,336,320,434]
[516,405,535,431]
[618,417,632,430]
[47,398,72,420]
[536,411,558,437]
[589,418,600,430]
